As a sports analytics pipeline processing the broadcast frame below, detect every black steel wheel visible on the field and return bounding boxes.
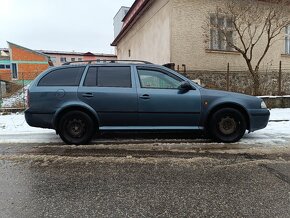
[59,111,95,145]
[209,108,246,143]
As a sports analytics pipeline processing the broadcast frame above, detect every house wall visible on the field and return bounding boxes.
[9,44,49,81]
[83,55,117,62]
[0,69,11,81]
[47,54,84,66]
[47,54,117,66]
[0,59,11,81]
[116,0,171,65]
[171,0,290,71]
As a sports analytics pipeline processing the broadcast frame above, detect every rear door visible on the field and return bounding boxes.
[78,65,138,127]
[135,66,201,128]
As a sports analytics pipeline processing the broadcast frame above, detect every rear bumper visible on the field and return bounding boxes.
[25,110,54,129]
[248,109,270,132]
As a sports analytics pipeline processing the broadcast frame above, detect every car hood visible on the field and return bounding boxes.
[199,88,261,101]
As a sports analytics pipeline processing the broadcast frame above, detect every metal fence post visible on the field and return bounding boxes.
[226,63,230,91]
[22,71,25,109]
[278,61,282,96]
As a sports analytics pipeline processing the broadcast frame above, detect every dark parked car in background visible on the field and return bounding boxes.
[25,60,270,145]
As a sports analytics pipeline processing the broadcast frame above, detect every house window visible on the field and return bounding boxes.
[285,26,290,54]
[78,58,82,61]
[71,58,75,62]
[210,14,233,51]
[60,57,67,63]
[11,63,18,79]
[0,64,12,69]
[128,49,131,57]
[50,57,57,63]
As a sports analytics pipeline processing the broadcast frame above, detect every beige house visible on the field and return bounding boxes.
[112,0,290,72]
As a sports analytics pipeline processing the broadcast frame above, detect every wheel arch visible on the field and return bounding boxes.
[53,105,100,132]
[205,102,250,131]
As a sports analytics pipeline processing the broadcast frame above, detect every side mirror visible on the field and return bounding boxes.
[178,81,193,91]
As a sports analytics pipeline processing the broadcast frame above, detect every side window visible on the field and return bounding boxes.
[38,67,85,86]
[137,68,183,89]
[84,66,131,88]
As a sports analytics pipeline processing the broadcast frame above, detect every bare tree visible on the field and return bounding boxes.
[206,0,290,95]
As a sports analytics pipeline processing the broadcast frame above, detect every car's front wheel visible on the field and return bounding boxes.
[59,111,96,145]
[209,108,246,143]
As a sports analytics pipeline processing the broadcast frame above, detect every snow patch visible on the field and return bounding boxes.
[0,109,289,146]
[1,85,29,108]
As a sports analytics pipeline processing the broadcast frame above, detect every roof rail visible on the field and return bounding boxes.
[62,59,153,65]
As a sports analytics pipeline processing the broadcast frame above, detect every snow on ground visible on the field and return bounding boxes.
[0,113,54,134]
[0,109,289,146]
[1,85,28,108]
[241,108,290,146]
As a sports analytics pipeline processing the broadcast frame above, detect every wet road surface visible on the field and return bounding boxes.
[0,135,290,217]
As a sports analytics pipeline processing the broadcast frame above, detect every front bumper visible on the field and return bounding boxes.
[248,109,270,132]
[25,110,54,129]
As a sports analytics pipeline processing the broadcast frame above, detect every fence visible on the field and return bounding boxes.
[0,64,290,109]
[174,61,290,96]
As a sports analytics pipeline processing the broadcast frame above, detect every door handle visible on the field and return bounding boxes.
[139,94,150,100]
[82,93,94,98]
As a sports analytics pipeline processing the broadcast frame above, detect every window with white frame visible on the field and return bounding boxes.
[210,14,233,51]
[285,26,290,54]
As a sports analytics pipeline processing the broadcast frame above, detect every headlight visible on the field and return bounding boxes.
[261,101,267,109]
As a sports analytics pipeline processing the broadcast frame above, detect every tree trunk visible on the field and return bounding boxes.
[252,73,261,96]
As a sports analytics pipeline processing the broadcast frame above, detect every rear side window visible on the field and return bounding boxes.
[38,67,85,86]
[84,66,131,88]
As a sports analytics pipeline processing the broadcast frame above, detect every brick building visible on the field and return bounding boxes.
[0,42,117,82]
[40,50,116,67]
[8,42,51,81]
[0,52,11,81]
[0,43,51,82]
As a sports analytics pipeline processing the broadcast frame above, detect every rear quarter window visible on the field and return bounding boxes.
[84,66,131,88]
[38,67,85,86]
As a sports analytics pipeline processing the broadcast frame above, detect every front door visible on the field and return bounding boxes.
[136,67,201,128]
[78,66,138,127]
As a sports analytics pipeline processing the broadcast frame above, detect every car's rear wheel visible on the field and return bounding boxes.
[209,108,246,143]
[59,111,96,145]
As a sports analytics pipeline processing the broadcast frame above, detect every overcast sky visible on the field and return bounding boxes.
[0,0,134,54]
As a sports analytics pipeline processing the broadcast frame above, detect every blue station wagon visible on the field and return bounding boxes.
[25,60,270,145]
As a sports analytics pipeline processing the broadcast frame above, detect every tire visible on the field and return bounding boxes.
[209,108,246,143]
[58,111,96,145]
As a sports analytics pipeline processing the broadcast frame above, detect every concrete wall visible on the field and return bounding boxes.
[261,96,290,109]
[171,0,290,71]
[117,0,171,64]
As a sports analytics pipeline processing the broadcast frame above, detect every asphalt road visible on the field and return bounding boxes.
[0,142,290,218]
